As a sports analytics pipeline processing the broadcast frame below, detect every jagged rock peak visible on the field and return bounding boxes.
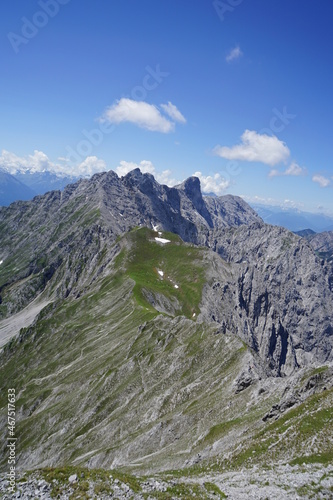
[123,167,155,183]
[175,175,201,196]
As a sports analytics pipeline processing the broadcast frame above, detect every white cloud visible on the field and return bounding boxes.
[0,149,107,178]
[285,162,305,176]
[160,102,186,123]
[116,160,156,177]
[214,130,290,166]
[76,156,107,177]
[312,174,331,188]
[100,98,175,133]
[193,171,230,195]
[241,194,277,206]
[241,194,304,210]
[115,160,179,186]
[226,45,243,63]
[269,161,306,177]
[283,198,303,209]
[268,169,280,178]
[116,163,229,195]
[0,149,68,176]
[156,168,179,186]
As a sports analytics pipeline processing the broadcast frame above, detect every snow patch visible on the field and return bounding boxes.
[192,313,196,317]
[152,223,159,231]
[158,270,164,277]
[155,237,171,244]
[158,231,162,236]
[0,260,3,265]
[174,284,179,289]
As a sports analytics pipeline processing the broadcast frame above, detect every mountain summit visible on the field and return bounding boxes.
[0,169,332,482]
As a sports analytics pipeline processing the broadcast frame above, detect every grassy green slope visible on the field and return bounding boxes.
[0,228,251,472]
[0,227,331,477]
[118,227,206,318]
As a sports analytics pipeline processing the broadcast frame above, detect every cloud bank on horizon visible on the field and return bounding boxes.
[0,149,106,178]
[1,137,331,201]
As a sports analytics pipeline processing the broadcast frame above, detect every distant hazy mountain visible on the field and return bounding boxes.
[0,169,78,206]
[0,170,36,206]
[14,171,78,195]
[294,228,316,237]
[305,230,333,262]
[251,203,333,232]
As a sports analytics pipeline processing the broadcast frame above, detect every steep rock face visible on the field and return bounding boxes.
[0,169,261,319]
[207,223,333,375]
[175,177,214,230]
[205,194,262,229]
[1,170,333,474]
[307,230,333,261]
[0,169,332,377]
[120,170,203,243]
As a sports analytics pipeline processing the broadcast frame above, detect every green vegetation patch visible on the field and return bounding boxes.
[23,467,230,499]
[202,418,243,445]
[204,481,228,498]
[119,227,206,318]
[226,386,333,469]
[290,451,333,466]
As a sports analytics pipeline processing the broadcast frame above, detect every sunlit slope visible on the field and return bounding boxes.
[0,227,332,477]
[116,227,206,318]
[0,228,246,471]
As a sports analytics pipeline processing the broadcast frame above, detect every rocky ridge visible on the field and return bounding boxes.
[1,169,332,376]
[307,230,333,261]
[0,169,332,489]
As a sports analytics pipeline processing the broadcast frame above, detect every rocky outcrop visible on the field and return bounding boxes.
[205,193,262,229]
[0,168,332,377]
[1,169,333,477]
[207,223,333,375]
[307,230,333,261]
[0,169,260,319]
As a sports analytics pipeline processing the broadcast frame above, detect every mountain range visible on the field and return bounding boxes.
[0,168,78,206]
[252,203,333,232]
[0,169,332,498]
[3,165,333,236]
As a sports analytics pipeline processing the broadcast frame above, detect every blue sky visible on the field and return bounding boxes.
[1,0,333,213]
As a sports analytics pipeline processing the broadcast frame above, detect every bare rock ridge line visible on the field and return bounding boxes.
[0,168,332,378]
[0,168,333,479]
